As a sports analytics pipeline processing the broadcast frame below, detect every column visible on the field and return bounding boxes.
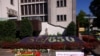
[27,5,29,15]
[31,4,33,15]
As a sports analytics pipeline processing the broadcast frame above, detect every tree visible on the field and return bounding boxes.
[4,20,16,37]
[63,21,76,36]
[0,20,18,42]
[89,0,100,28]
[0,20,16,37]
[77,10,89,27]
[0,21,5,37]
[20,18,33,38]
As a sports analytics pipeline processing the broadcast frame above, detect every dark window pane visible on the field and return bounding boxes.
[25,0,27,3]
[61,15,63,21]
[21,5,24,15]
[44,3,48,14]
[61,0,63,7]
[40,16,43,22]
[36,0,39,2]
[28,5,31,15]
[40,0,43,1]
[64,0,66,6]
[44,16,48,22]
[36,4,39,14]
[32,0,35,2]
[21,0,24,3]
[32,4,35,14]
[25,5,28,15]
[57,15,59,21]
[28,0,31,2]
[64,15,66,21]
[40,4,43,14]
[57,1,59,7]
[11,0,14,5]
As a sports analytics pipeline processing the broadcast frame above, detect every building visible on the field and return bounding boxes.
[18,0,76,35]
[0,0,76,35]
[19,0,76,34]
[0,0,18,20]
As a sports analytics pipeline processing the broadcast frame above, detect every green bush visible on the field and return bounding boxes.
[0,20,17,42]
[20,18,33,38]
[63,21,76,36]
[0,36,19,42]
[4,20,16,37]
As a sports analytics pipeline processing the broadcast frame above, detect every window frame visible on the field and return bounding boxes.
[57,15,67,22]
[57,0,67,7]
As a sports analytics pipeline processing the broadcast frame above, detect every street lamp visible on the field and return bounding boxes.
[84,14,97,35]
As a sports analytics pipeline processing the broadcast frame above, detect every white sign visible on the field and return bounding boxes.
[56,51,84,56]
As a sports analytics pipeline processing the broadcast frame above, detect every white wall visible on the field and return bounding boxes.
[48,0,74,28]
[40,22,64,35]
[0,0,18,19]
[0,0,2,17]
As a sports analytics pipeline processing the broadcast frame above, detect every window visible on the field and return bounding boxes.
[40,16,43,21]
[40,0,44,1]
[21,5,24,15]
[25,5,28,15]
[28,0,31,2]
[25,0,27,3]
[57,0,59,7]
[28,5,32,15]
[32,4,35,14]
[64,0,66,6]
[40,4,43,14]
[44,16,48,22]
[57,15,60,21]
[32,0,35,2]
[57,15,67,21]
[40,16,48,22]
[11,0,14,5]
[61,15,63,21]
[36,4,39,14]
[60,0,63,7]
[36,0,39,2]
[57,0,67,7]
[21,0,24,3]
[44,3,48,14]
[64,15,66,21]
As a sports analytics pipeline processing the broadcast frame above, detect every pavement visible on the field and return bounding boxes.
[41,50,55,56]
[0,49,15,56]
[93,45,100,55]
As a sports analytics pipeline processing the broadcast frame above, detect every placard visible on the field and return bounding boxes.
[56,51,84,56]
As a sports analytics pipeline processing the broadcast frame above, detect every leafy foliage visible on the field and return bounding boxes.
[0,20,18,42]
[0,20,16,37]
[0,21,5,37]
[4,20,16,37]
[63,21,76,36]
[77,10,89,27]
[20,18,33,38]
[89,0,100,28]
[0,37,19,42]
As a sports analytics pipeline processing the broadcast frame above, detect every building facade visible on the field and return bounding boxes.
[0,0,76,35]
[0,0,18,20]
[19,0,76,28]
